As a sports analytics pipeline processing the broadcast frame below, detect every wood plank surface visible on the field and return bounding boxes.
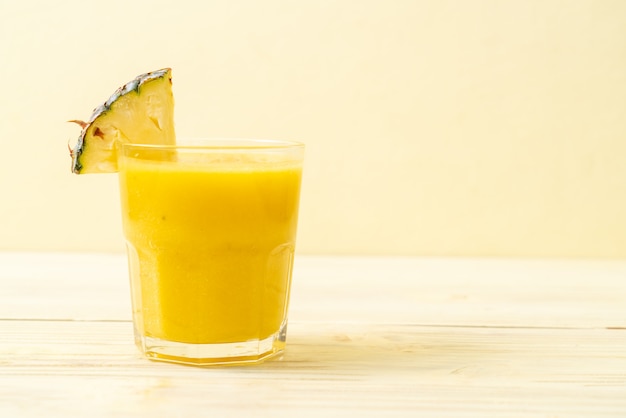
[0,253,625,417]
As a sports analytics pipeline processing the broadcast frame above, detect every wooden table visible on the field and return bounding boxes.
[0,252,625,417]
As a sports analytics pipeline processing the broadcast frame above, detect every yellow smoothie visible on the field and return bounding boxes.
[118,149,302,346]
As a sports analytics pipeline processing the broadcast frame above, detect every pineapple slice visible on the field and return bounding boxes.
[69,68,175,174]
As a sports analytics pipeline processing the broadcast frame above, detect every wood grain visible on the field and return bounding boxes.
[0,253,625,417]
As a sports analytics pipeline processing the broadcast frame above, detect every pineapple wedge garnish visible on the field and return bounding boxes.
[69,68,175,174]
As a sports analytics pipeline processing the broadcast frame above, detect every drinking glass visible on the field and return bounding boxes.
[117,138,304,365]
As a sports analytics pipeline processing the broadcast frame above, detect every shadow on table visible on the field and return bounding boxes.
[252,324,493,374]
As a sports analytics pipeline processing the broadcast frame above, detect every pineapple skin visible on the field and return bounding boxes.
[70,68,174,174]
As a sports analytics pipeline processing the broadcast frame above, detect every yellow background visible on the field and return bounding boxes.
[1,0,625,257]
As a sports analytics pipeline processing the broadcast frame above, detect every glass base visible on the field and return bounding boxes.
[134,322,288,366]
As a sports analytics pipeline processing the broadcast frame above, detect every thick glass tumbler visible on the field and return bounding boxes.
[117,139,304,365]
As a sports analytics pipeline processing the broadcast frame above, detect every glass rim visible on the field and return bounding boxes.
[118,138,305,151]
